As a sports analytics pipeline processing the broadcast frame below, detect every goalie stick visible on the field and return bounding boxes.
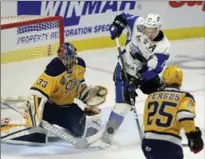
[115,38,143,141]
[1,100,102,148]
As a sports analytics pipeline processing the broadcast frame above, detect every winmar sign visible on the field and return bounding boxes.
[17,1,137,27]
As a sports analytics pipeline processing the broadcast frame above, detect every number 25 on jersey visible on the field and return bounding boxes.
[146,101,177,128]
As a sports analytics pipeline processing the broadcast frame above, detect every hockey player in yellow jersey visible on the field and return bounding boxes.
[1,42,107,145]
[142,65,204,159]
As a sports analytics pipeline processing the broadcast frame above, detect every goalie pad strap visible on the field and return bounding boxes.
[79,86,90,102]
[83,114,101,137]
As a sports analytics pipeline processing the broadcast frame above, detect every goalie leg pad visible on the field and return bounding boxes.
[83,113,101,137]
[26,94,47,127]
[1,125,47,145]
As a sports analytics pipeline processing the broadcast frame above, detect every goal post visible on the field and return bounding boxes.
[1,15,64,101]
[1,15,64,64]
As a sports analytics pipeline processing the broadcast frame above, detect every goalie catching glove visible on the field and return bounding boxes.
[77,84,108,107]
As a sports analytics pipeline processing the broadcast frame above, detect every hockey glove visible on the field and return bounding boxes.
[79,85,108,107]
[110,15,127,40]
[186,127,204,154]
[126,77,142,100]
[84,106,101,116]
[138,62,148,74]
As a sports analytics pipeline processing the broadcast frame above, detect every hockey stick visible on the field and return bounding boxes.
[41,120,103,148]
[115,38,143,141]
[1,100,22,114]
[114,39,190,147]
[1,100,102,148]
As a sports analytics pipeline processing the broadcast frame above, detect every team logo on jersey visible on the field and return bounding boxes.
[185,101,194,111]
[65,79,81,93]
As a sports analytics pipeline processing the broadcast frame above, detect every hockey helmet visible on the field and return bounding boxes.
[162,65,183,88]
[143,13,161,40]
[58,42,77,73]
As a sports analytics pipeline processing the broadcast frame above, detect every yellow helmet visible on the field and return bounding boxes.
[162,65,183,88]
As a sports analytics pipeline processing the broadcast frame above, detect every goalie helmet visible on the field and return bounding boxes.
[162,65,183,88]
[143,13,161,40]
[58,42,77,73]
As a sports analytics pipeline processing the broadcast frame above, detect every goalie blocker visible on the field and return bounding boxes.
[1,42,108,146]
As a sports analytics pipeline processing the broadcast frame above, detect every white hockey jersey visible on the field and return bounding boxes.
[119,13,170,81]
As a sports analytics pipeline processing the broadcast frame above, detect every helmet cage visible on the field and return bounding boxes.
[58,43,77,73]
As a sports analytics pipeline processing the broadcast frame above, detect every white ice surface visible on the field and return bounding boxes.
[1,38,205,159]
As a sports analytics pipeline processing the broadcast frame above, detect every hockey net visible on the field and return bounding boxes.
[1,16,64,105]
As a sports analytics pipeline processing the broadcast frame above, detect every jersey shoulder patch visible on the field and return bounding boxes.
[45,57,66,77]
[177,90,195,103]
[77,57,86,68]
[184,92,195,103]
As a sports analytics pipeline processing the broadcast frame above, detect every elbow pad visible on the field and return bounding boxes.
[147,55,158,70]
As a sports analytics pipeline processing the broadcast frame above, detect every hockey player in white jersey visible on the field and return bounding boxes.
[100,12,170,146]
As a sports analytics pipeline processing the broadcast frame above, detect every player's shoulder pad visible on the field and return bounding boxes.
[136,16,144,25]
[180,90,195,103]
[45,57,66,77]
[134,16,145,31]
[154,35,170,55]
[76,57,86,68]
[184,92,195,103]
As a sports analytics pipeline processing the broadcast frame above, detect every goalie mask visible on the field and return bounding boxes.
[58,42,77,73]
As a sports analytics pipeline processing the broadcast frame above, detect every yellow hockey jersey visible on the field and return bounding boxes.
[30,57,87,106]
[143,87,196,146]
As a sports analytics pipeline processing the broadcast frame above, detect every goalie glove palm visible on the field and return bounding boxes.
[78,85,108,107]
[86,86,108,107]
